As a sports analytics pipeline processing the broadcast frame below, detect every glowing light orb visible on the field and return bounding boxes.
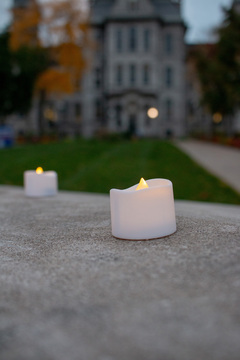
[147,107,159,119]
[213,113,223,124]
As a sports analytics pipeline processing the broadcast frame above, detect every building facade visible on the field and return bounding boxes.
[11,0,187,138]
[80,0,187,138]
[10,0,240,138]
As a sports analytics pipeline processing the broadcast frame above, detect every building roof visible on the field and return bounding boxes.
[232,0,240,12]
[13,0,29,7]
[90,0,115,25]
[151,0,182,22]
[91,0,184,26]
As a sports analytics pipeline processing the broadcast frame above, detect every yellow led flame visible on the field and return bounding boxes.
[36,167,43,174]
[136,178,149,191]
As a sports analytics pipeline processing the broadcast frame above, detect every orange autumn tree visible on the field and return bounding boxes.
[10,0,90,134]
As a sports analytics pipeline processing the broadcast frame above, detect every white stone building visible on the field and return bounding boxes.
[11,0,187,138]
[80,0,187,138]
[10,0,240,138]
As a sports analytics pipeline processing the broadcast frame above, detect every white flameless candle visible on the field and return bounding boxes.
[110,178,176,240]
[24,167,58,197]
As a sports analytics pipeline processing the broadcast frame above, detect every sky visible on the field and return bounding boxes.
[0,0,234,43]
[182,0,233,43]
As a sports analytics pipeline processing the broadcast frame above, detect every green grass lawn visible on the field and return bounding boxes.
[0,138,239,204]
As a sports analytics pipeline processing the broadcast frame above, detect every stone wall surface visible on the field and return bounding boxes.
[0,186,240,360]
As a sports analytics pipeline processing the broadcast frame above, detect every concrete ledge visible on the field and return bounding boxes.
[0,186,240,360]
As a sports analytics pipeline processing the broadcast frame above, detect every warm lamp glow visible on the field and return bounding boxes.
[136,178,149,191]
[36,167,43,174]
[213,112,223,124]
[147,107,159,119]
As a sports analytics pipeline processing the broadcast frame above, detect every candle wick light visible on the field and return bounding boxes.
[36,167,43,174]
[24,167,58,197]
[136,177,149,191]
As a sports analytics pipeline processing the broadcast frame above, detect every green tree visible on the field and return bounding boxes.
[0,30,48,123]
[0,31,14,121]
[195,7,240,135]
[10,0,90,134]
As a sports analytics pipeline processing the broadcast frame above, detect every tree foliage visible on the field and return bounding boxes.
[195,7,240,118]
[0,31,48,118]
[10,0,90,95]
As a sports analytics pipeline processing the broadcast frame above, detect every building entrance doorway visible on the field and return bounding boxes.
[128,115,137,136]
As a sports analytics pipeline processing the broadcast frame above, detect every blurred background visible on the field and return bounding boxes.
[0,0,239,204]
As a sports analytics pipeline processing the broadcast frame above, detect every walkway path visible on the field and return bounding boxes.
[176,140,240,193]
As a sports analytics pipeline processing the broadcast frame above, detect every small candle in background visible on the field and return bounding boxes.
[110,178,176,240]
[24,167,58,197]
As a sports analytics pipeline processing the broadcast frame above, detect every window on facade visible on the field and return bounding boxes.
[44,102,57,128]
[128,0,139,11]
[130,64,136,85]
[187,81,193,91]
[144,28,151,51]
[116,29,123,53]
[60,101,69,118]
[143,64,150,85]
[75,103,82,117]
[165,99,173,121]
[95,99,102,121]
[115,104,122,127]
[165,66,173,88]
[95,68,101,89]
[187,101,195,117]
[145,104,151,127]
[95,29,102,41]
[75,102,81,122]
[129,27,137,52]
[116,64,123,86]
[165,33,173,55]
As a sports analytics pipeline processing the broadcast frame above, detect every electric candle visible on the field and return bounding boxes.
[24,167,58,197]
[110,178,176,240]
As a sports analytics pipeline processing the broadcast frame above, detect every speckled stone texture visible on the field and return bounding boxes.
[0,186,240,360]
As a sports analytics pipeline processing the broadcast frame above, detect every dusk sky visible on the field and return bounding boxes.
[0,0,234,43]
